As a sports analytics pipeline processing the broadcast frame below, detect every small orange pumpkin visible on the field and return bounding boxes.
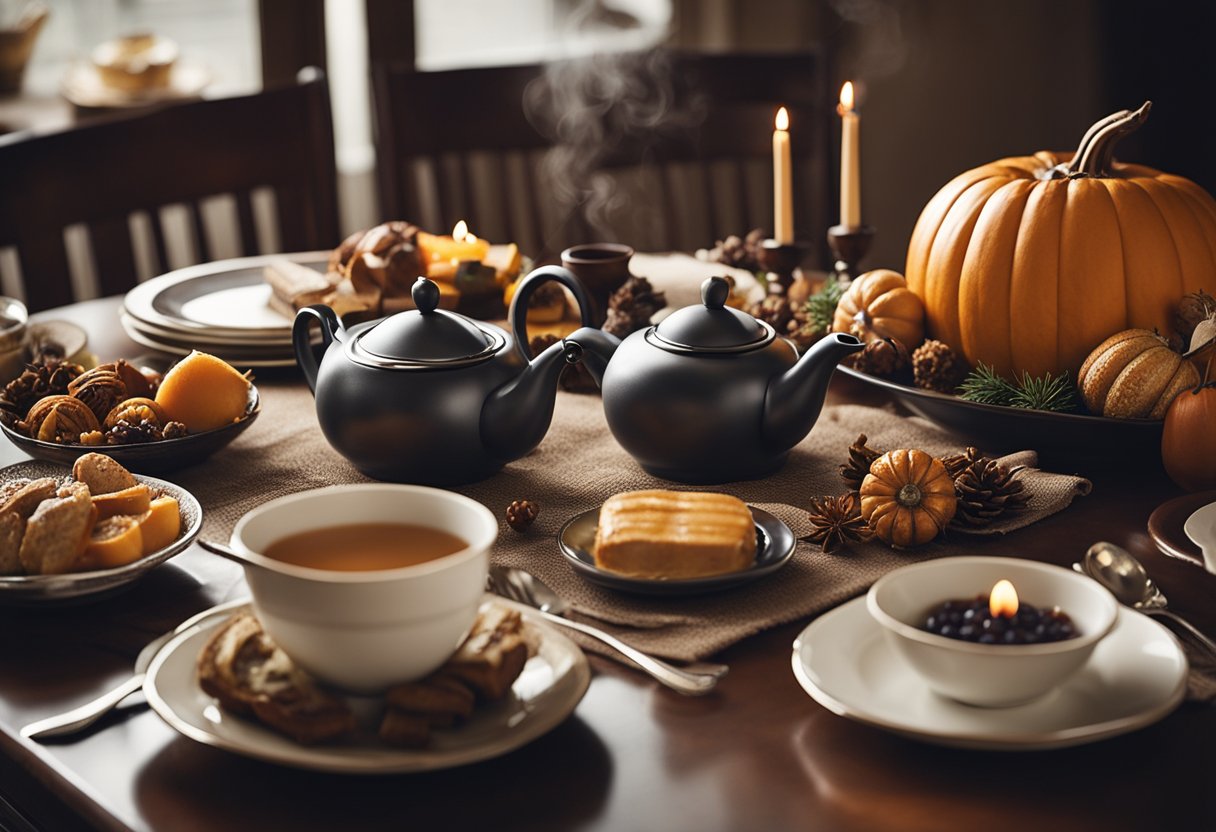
[832,269,924,350]
[1078,329,1198,419]
[1162,362,1216,491]
[859,449,957,547]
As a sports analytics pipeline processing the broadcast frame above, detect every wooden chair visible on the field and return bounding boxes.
[372,50,831,262]
[0,68,339,311]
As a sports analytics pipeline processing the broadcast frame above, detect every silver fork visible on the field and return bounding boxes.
[487,565,726,696]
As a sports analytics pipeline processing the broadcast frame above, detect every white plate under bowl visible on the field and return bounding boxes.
[0,461,202,603]
[791,596,1187,751]
[145,598,590,774]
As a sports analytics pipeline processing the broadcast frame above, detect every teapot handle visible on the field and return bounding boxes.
[293,305,343,394]
[508,266,595,361]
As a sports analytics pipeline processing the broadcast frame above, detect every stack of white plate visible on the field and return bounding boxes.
[122,252,328,368]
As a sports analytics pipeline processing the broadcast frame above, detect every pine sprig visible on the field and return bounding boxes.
[804,280,846,334]
[957,363,1078,413]
[956,363,1018,406]
[1009,370,1078,412]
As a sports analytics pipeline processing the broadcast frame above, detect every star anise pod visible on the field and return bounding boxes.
[840,433,883,492]
[951,456,1030,528]
[806,493,874,553]
[940,446,984,480]
[506,499,539,532]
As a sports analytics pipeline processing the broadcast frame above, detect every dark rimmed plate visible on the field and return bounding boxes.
[1148,490,1216,569]
[0,385,260,475]
[0,460,202,604]
[558,505,796,596]
[836,365,1164,461]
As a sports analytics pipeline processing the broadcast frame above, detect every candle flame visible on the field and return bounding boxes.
[989,579,1019,618]
[839,81,855,113]
[775,106,789,132]
[452,220,468,240]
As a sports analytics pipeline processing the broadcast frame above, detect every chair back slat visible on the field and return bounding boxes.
[16,232,73,311]
[89,216,139,298]
[0,70,339,311]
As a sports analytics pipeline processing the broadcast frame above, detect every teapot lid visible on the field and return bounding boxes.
[352,278,504,367]
[650,276,774,353]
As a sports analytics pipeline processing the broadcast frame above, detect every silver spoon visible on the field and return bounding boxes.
[486,565,727,695]
[198,538,273,571]
[21,602,240,741]
[1083,541,1216,656]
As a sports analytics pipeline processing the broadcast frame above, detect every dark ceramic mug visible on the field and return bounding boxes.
[560,243,634,326]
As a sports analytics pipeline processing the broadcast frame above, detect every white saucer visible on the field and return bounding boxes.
[145,599,590,774]
[791,596,1188,751]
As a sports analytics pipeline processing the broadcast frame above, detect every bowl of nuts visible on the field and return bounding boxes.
[866,556,1119,708]
[0,351,259,474]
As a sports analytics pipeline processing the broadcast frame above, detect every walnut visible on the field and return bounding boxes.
[21,396,100,444]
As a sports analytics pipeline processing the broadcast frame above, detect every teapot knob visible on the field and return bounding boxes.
[412,277,440,314]
[701,276,730,310]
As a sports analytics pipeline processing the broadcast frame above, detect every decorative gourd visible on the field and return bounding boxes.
[1077,329,1198,419]
[905,102,1216,378]
[832,269,925,349]
[859,449,957,547]
[1162,361,1216,491]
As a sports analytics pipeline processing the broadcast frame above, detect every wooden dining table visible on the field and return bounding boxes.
[0,295,1214,832]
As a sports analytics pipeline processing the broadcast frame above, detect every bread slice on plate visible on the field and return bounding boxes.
[72,452,139,496]
[20,482,95,575]
[197,612,355,745]
[1,478,62,575]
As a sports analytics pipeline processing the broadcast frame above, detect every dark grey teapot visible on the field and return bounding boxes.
[293,267,592,485]
[564,276,863,484]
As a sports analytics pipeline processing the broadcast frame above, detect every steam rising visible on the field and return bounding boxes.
[524,44,706,242]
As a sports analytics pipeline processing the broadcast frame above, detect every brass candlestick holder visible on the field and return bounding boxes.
[759,239,812,297]
[827,224,875,282]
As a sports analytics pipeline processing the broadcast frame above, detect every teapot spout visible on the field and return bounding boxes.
[762,333,863,451]
[481,338,582,463]
[560,327,620,386]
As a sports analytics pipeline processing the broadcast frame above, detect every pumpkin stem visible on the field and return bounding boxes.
[1072,101,1152,177]
[1061,107,1130,177]
[896,483,923,508]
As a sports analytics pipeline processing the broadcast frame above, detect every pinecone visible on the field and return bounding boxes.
[940,446,984,480]
[506,499,538,532]
[707,228,766,272]
[603,276,667,339]
[912,339,969,393]
[846,338,909,378]
[0,360,84,426]
[748,294,794,333]
[106,418,163,445]
[530,334,598,393]
[806,493,874,553]
[840,433,883,492]
[951,456,1030,528]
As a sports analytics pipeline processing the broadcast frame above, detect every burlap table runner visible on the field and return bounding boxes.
[172,381,1098,657]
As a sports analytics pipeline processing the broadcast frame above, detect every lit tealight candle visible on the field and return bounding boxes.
[772,106,794,243]
[838,81,861,227]
[989,579,1019,619]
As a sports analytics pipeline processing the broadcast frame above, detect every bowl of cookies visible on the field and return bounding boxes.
[0,350,259,474]
[0,453,202,603]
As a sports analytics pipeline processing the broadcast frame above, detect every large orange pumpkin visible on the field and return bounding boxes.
[905,102,1216,378]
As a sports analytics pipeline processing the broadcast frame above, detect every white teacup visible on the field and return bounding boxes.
[231,484,497,693]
